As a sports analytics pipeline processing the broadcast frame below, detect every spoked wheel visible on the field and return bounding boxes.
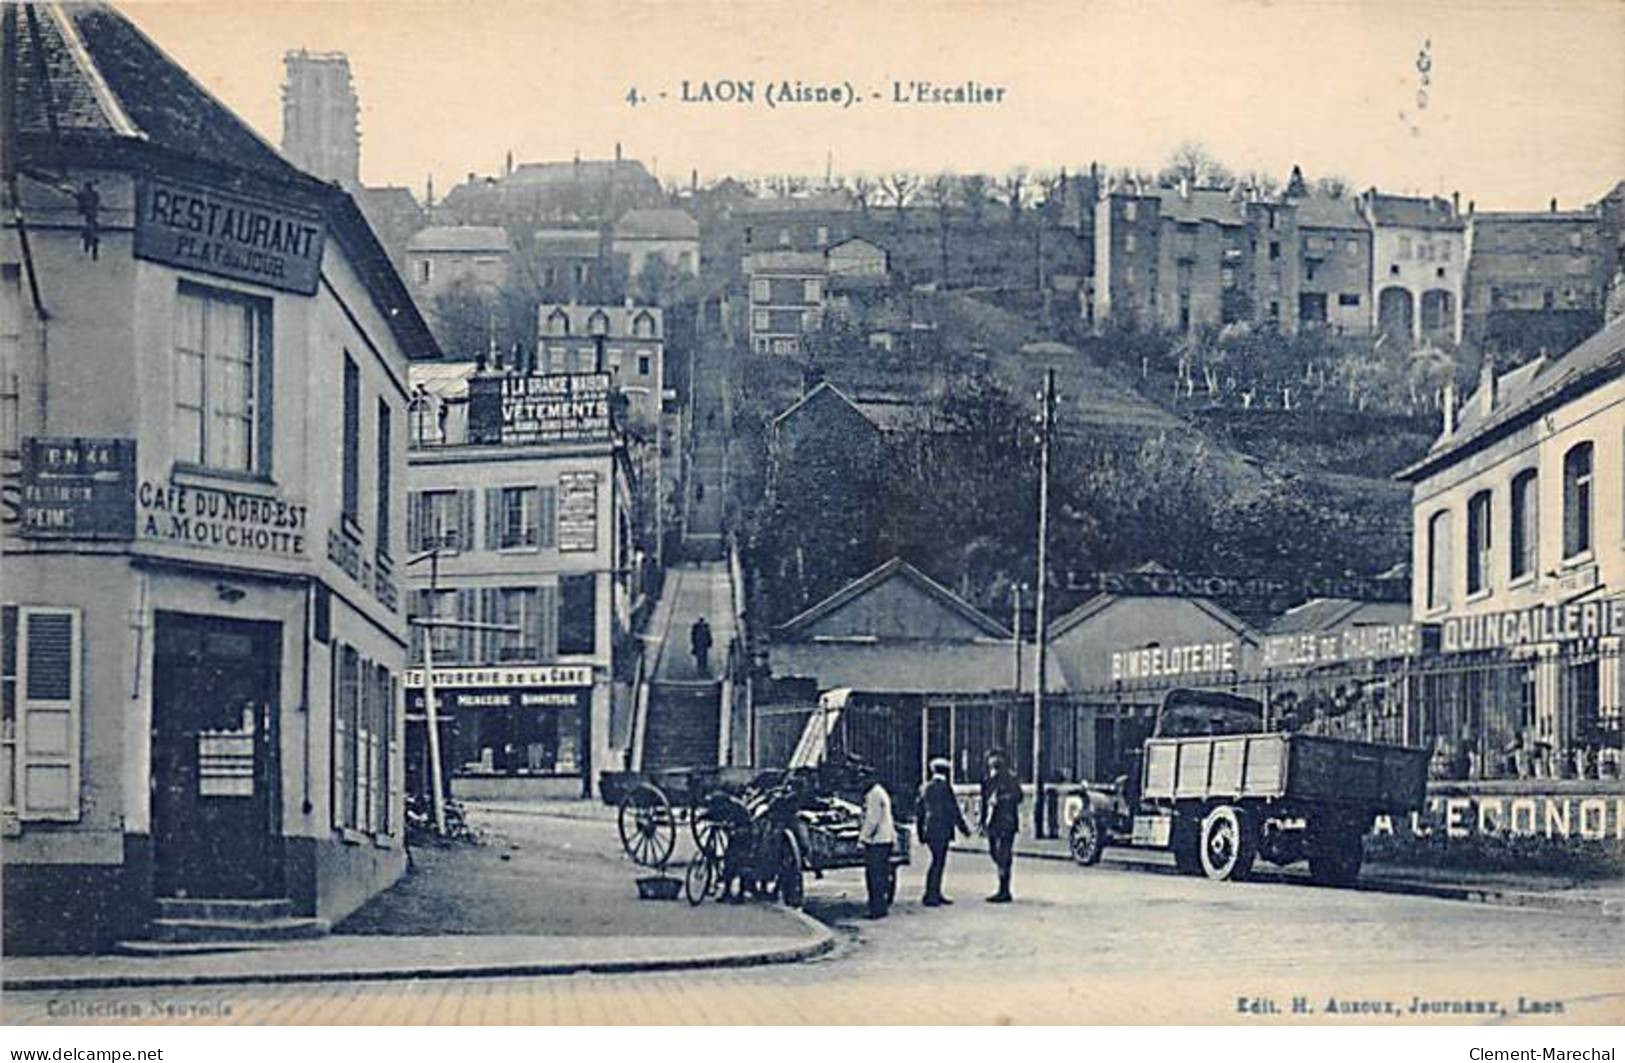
[1199,804,1256,882]
[691,798,733,860]
[684,853,718,906]
[618,783,676,869]
[1069,812,1105,866]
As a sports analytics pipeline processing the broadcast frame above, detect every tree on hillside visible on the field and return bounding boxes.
[1314,175,1353,199]
[851,175,874,215]
[957,174,992,227]
[1159,141,1233,188]
[1001,167,1028,221]
[924,173,955,286]
[428,275,534,366]
[879,173,918,222]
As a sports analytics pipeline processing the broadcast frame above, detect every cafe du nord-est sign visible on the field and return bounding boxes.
[135,178,325,296]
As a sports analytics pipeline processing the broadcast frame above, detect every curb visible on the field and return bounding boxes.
[4,918,836,993]
[949,841,1625,920]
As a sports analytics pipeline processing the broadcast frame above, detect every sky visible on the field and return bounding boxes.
[120,0,1625,211]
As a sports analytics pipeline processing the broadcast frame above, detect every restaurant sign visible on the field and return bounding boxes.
[402,665,594,689]
[1441,600,1625,654]
[137,480,308,558]
[468,372,613,446]
[18,437,136,540]
[1260,623,1428,670]
[135,179,325,296]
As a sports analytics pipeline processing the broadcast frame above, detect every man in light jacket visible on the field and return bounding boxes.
[916,757,970,906]
[859,770,896,919]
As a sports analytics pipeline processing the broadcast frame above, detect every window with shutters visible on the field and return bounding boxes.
[412,489,470,552]
[1467,490,1493,596]
[1427,509,1453,612]
[424,589,458,659]
[1563,441,1594,559]
[1510,468,1538,581]
[333,646,395,837]
[174,283,271,475]
[376,398,392,559]
[334,643,359,830]
[498,588,543,661]
[558,573,597,656]
[501,487,538,548]
[0,607,81,823]
[342,353,361,521]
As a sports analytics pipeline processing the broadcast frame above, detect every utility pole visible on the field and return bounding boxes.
[1031,367,1054,840]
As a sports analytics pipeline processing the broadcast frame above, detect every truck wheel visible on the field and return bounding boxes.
[1069,812,1105,866]
[1199,805,1257,882]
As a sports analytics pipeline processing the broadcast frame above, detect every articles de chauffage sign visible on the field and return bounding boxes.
[468,371,614,446]
[17,437,137,540]
[134,178,326,296]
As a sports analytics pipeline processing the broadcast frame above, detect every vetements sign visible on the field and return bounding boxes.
[468,372,613,446]
[135,179,325,295]
[18,437,136,540]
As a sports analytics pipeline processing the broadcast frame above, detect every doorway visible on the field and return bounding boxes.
[151,612,282,898]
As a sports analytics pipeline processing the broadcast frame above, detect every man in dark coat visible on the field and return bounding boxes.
[980,749,1022,903]
[916,757,970,906]
[690,616,713,677]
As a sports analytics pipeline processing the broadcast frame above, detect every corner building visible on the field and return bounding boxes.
[1,5,437,953]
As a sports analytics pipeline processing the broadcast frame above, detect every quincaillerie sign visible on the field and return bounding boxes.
[135,179,325,295]
[1442,600,1625,654]
[18,437,136,540]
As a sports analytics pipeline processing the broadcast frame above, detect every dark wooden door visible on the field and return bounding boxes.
[152,614,280,898]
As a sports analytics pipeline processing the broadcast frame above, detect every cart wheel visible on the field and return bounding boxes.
[777,830,805,908]
[1069,812,1105,866]
[684,854,716,906]
[1199,804,1256,882]
[618,783,676,869]
[691,799,732,860]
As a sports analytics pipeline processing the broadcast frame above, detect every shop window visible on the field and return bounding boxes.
[342,354,361,523]
[1467,489,1492,596]
[174,283,271,475]
[332,646,394,836]
[1510,469,1538,580]
[558,573,597,656]
[1563,441,1593,559]
[375,399,392,558]
[1427,508,1453,611]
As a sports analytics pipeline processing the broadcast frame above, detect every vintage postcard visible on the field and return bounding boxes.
[2,0,1623,1033]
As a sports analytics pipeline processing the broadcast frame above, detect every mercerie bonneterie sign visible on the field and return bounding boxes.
[135,179,326,295]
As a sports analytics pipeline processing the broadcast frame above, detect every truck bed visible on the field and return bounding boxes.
[1141,732,1429,812]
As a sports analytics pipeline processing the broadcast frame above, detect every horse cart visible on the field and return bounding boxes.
[605,761,910,907]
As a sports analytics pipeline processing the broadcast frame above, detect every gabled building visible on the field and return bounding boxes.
[1358,190,1467,345]
[2,3,437,952]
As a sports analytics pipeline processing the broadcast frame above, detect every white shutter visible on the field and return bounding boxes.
[18,607,81,821]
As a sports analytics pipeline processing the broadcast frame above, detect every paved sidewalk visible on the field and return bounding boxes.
[950,832,1625,917]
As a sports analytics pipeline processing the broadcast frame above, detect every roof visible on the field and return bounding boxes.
[733,191,857,215]
[613,208,699,241]
[1364,192,1464,231]
[826,236,887,256]
[745,250,827,274]
[1048,562,1257,643]
[770,380,873,431]
[768,639,1067,695]
[1291,194,1366,231]
[534,228,602,256]
[1155,187,1244,226]
[408,361,479,401]
[776,558,1012,640]
[356,185,422,216]
[506,158,655,187]
[407,226,512,253]
[851,397,927,432]
[1400,315,1625,480]
[1470,210,1601,226]
[538,302,662,338]
[16,3,440,362]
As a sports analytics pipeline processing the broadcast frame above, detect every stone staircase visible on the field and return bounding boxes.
[641,680,722,771]
[114,898,329,956]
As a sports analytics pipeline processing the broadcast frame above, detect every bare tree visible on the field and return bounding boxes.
[925,173,955,285]
[851,175,874,215]
[1159,140,1233,188]
[1001,166,1028,222]
[956,173,991,227]
[879,172,918,222]
[1314,174,1353,199]
[1238,169,1281,197]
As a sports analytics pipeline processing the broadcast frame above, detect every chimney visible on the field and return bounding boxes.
[1468,199,1475,216]
[1442,380,1457,436]
[1479,355,1497,416]
[1179,176,1191,200]
[1452,190,1461,216]
[615,141,623,163]
[466,172,475,185]
[1550,197,1558,213]
[505,150,514,177]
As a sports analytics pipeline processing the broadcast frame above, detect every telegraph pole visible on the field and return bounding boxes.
[1031,367,1054,840]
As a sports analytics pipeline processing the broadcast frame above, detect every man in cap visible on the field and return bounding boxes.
[858,767,897,919]
[915,757,970,906]
[980,749,1022,903]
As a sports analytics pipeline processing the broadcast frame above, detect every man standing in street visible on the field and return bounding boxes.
[980,749,1022,903]
[916,757,969,906]
[859,769,896,919]
[690,615,713,677]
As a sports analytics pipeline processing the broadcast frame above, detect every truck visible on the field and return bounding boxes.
[1064,687,1431,884]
